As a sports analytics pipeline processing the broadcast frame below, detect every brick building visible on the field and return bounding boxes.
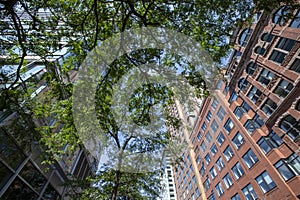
[173,6,300,200]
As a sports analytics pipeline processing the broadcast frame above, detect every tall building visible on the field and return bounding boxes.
[173,6,300,200]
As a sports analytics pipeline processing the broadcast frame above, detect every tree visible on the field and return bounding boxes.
[1,0,299,199]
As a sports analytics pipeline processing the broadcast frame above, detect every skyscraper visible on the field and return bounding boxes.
[173,6,300,200]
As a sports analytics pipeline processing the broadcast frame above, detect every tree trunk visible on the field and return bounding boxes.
[111,150,123,200]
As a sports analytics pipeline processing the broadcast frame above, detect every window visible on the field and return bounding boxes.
[243,149,259,168]
[224,118,234,134]
[195,146,199,154]
[206,131,212,143]
[206,111,212,122]
[232,132,245,149]
[261,98,277,116]
[290,58,300,73]
[216,157,225,171]
[208,191,216,200]
[201,122,207,132]
[210,144,218,156]
[232,162,245,180]
[210,166,217,179]
[258,69,274,86]
[273,6,291,25]
[279,115,300,140]
[223,173,234,189]
[254,46,266,56]
[200,163,206,177]
[189,181,193,190]
[238,78,249,92]
[197,155,201,164]
[211,120,219,133]
[239,28,253,47]
[258,131,283,154]
[217,107,226,121]
[246,62,258,76]
[212,98,219,110]
[231,193,242,200]
[196,188,201,197]
[276,37,296,51]
[234,101,250,119]
[247,86,262,103]
[242,184,258,200]
[261,33,274,42]
[197,132,203,141]
[274,79,293,98]
[217,132,225,146]
[256,171,277,193]
[229,92,238,104]
[275,153,300,181]
[201,141,207,153]
[244,114,264,134]
[215,182,224,196]
[269,50,286,64]
[290,11,300,28]
[223,146,234,161]
[204,176,211,191]
[205,153,212,165]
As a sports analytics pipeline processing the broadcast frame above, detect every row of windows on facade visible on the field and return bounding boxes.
[0,129,60,199]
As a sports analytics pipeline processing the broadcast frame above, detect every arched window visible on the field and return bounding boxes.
[239,28,253,47]
[279,115,300,140]
[246,62,258,75]
[238,78,249,92]
[254,46,266,56]
[261,33,274,42]
[290,11,300,28]
[273,6,291,26]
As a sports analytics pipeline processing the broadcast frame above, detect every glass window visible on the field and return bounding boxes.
[243,149,259,168]
[239,28,253,47]
[258,69,274,86]
[212,98,219,110]
[208,191,217,200]
[204,176,211,191]
[216,157,225,171]
[215,182,224,196]
[200,162,206,177]
[210,166,217,179]
[2,178,39,200]
[223,146,234,161]
[197,132,203,141]
[269,50,287,64]
[196,188,201,197]
[231,193,242,200]
[256,171,277,193]
[279,114,300,140]
[20,161,47,193]
[254,46,266,56]
[247,86,262,103]
[276,37,296,51]
[238,78,249,92]
[0,162,12,190]
[275,153,300,181]
[242,183,258,200]
[261,33,274,42]
[217,107,226,121]
[217,132,225,146]
[206,131,212,143]
[210,144,218,156]
[0,129,26,170]
[258,131,283,154]
[244,114,264,134]
[201,122,207,132]
[229,92,238,104]
[261,98,277,116]
[205,153,212,165]
[232,162,245,180]
[206,111,212,122]
[246,62,258,76]
[201,141,207,153]
[273,6,291,25]
[232,132,245,149]
[290,11,300,28]
[290,58,300,73]
[223,173,234,189]
[197,155,201,164]
[211,120,219,133]
[189,181,193,190]
[224,118,235,134]
[234,107,244,119]
[274,79,293,98]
